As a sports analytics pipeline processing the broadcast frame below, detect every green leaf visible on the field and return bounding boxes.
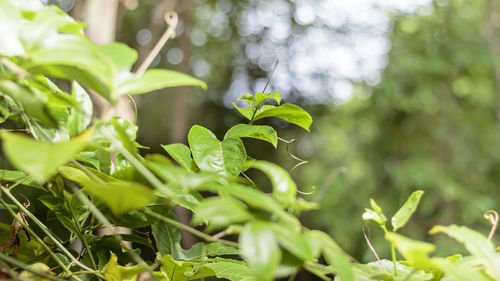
[151,215,183,258]
[370,199,383,214]
[188,125,246,179]
[0,80,58,128]
[180,242,240,260]
[67,81,92,136]
[362,208,387,225]
[161,143,196,171]
[253,104,313,131]
[429,224,500,278]
[232,103,254,120]
[0,0,25,56]
[240,221,281,281]
[204,258,252,281]
[192,196,253,232]
[237,93,256,105]
[1,130,92,182]
[391,190,424,232]
[255,91,282,105]
[309,230,354,281]
[250,160,297,206]
[84,181,156,215]
[224,124,278,148]
[224,183,301,229]
[270,224,317,261]
[0,169,44,190]
[431,258,491,281]
[385,232,435,270]
[159,255,215,281]
[116,69,207,96]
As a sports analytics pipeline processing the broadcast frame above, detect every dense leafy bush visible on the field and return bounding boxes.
[0,1,499,281]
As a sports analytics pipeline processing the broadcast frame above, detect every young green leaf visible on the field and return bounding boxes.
[237,93,256,105]
[161,143,196,171]
[1,130,92,182]
[362,208,387,225]
[255,91,282,105]
[188,125,246,179]
[224,124,278,148]
[253,103,313,131]
[240,221,281,281]
[250,160,297,206]
[391,190,424,232]
[232,103,254,120]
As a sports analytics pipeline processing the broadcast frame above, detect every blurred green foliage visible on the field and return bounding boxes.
[303,0,500,261]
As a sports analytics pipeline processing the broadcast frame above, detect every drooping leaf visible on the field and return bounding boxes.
[67,81,92,136]
[224,124,278,148]
[253,104,313,131]
[391,190,424,232]
[192,196,253,232]
[188,125,246,179]
[250,160,297,206]
[240,221,281,281]
[1,130,92,182]
[116,69,207,96]
[161,143,196,171]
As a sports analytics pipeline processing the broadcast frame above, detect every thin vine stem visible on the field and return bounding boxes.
[143,209,240,248]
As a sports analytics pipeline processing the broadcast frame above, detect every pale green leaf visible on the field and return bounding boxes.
[117,69,207,96]
[0,0,25,56]
[391,190,424,232]
[0,169,44,190]
[240,221,281,281]
[385,232,435,270]
[224,124,278,147]
[85,180,155,215]
[1,130,92,182]
[204,258,252,281]
[188,125,246,179]
[309,230,354,281]
[270,224,317,261]
[232,103,254,120]
[432,258,491,281]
